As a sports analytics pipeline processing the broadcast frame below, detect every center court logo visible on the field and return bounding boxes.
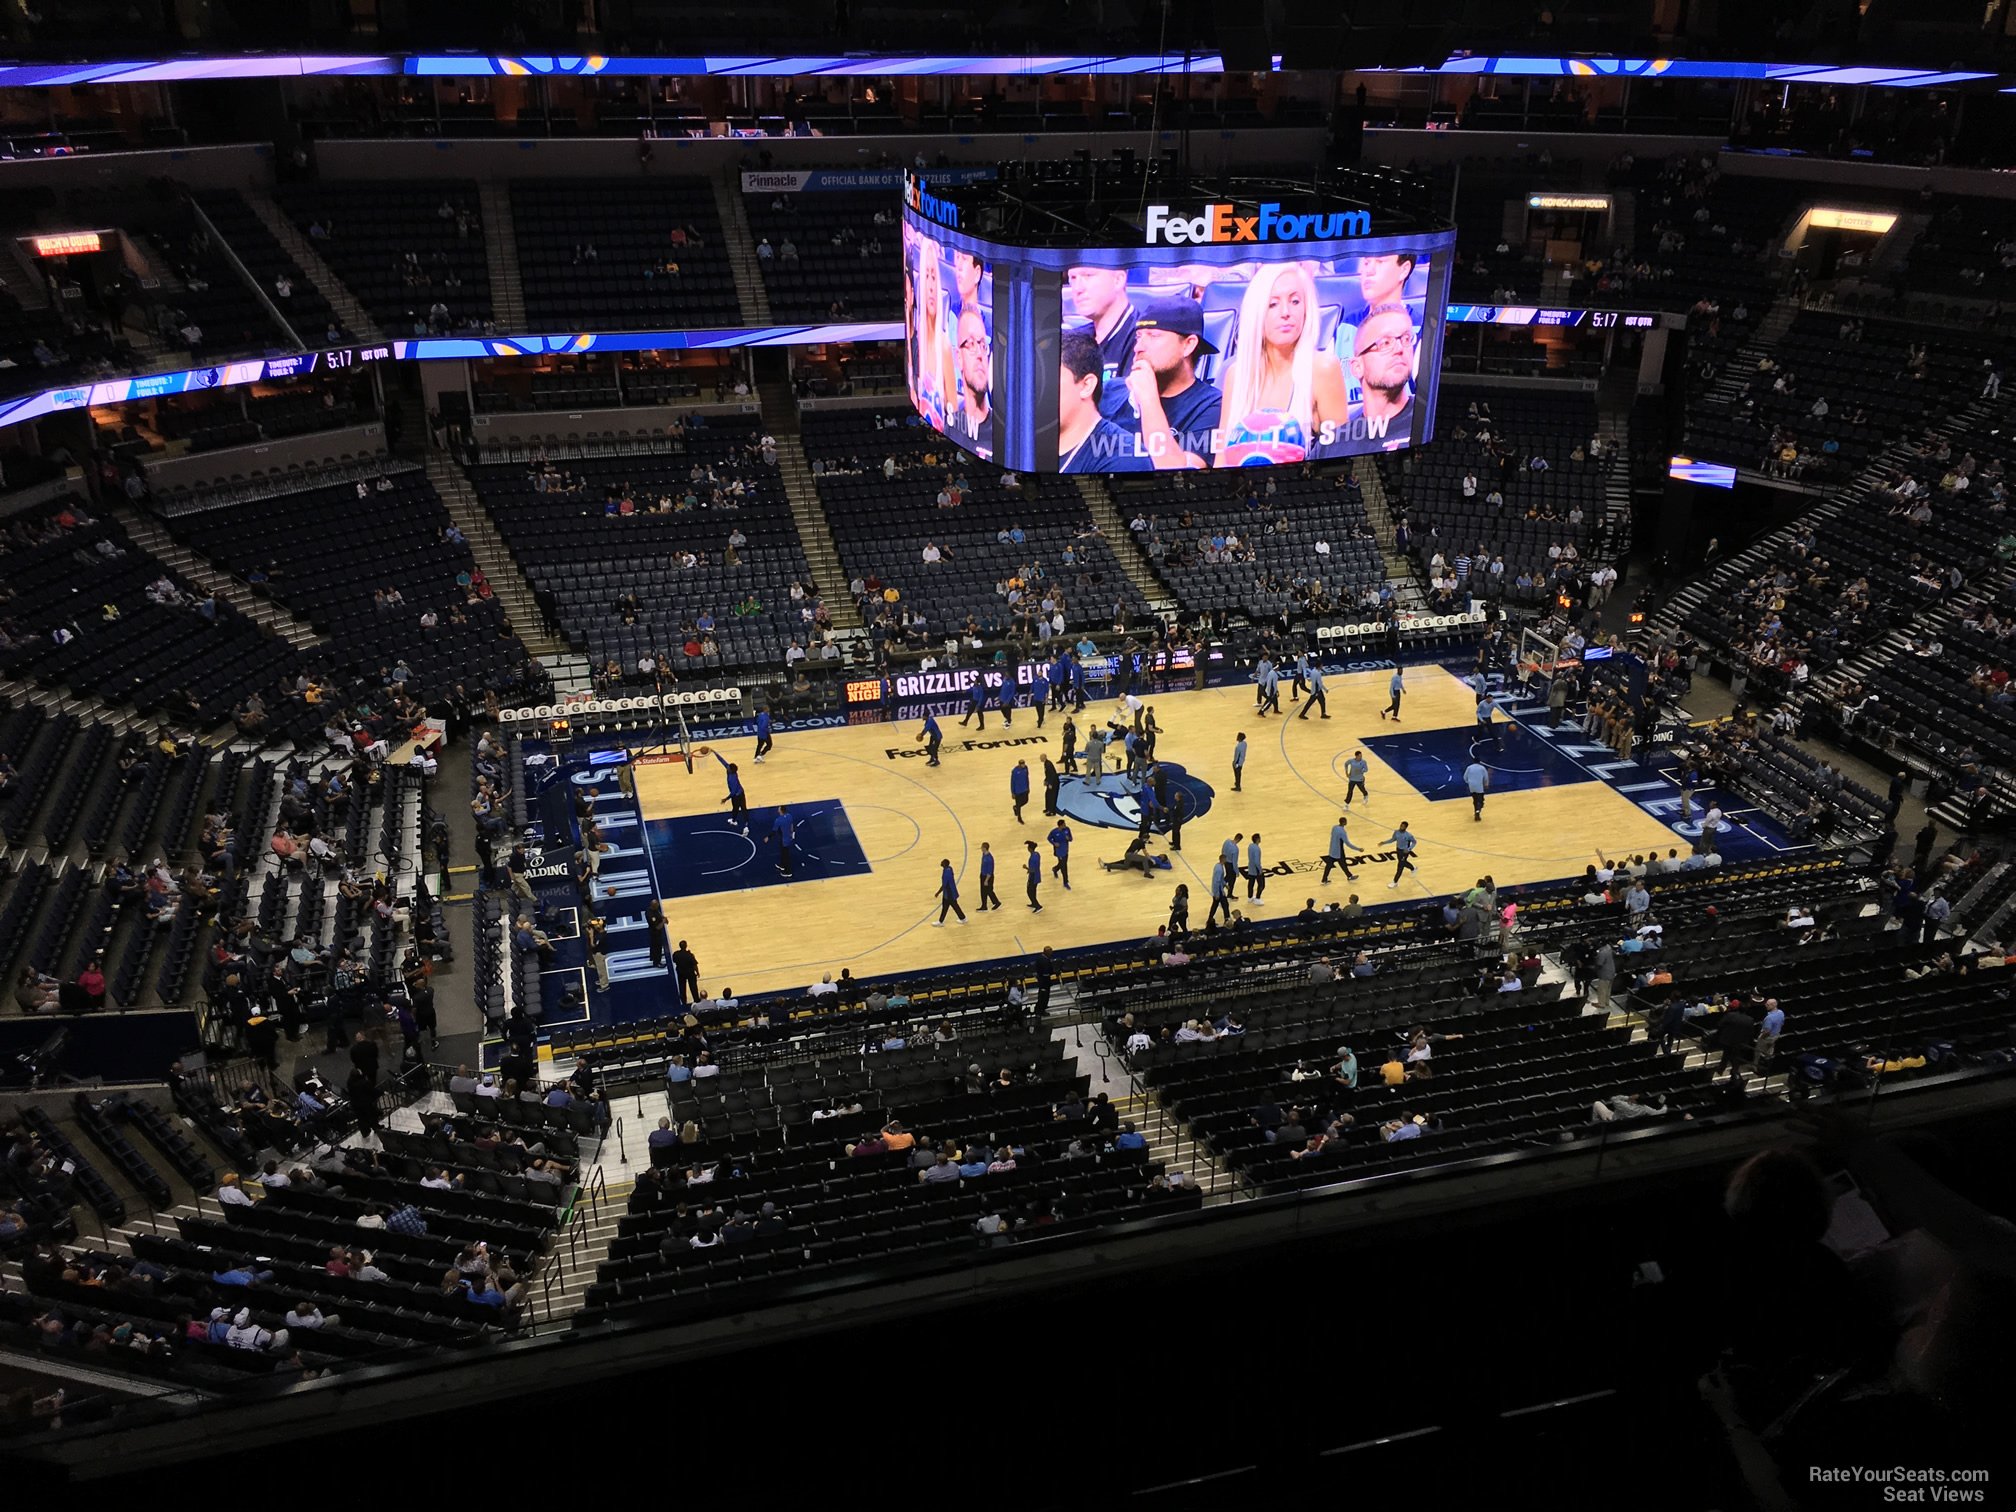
[1055,764,1214,831]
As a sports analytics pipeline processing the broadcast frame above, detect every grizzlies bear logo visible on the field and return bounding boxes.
[1054,763,1215,831]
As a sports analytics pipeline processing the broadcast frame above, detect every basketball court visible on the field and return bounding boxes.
[569,661,1739,1002]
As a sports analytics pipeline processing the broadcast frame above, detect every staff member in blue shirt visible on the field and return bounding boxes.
[753,707,774,763]
[977,841,1000,910]
[1232,732,1248,792]
[1010,759,1032,824]
[1297,665,1330,721]
[1475,692,1498,746]
[712,749,749,829]
[1344,751,1369,807]
[1464,760,1490,821]
[1290,650,1311,702]
[1382,667,1405,721]
[770,805,796,877]
[1246,833,1266,902]
[917,713,943,766]
[1207,858,1233,926]
[1385,821,1418,888]
[1024,840,1044,911]
[933,858,967,926]
[962,679,989,729]
[1047,820,1074,890]
[1321,815,1365,883]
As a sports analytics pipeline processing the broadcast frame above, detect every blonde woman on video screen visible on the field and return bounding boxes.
[1213,261,1350,467]
[908,236,956,431]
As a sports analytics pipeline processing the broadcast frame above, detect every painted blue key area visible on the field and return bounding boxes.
[1474,680,1805,866]
[645,799,870,898]
[1362,718,1595,802]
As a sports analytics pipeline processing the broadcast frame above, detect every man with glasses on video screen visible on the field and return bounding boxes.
[1334,252,1419,404]
[1348,303,1417,447]
[951,308,994,460]
[1121,291,1223,470]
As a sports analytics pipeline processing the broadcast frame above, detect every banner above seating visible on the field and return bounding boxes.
[739,167,997,194]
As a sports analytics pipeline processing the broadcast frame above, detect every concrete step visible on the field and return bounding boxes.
[713,171,772,325]
[109,501,325,649]
[477,181,527,330]
[1072,475,1167,607]
[243,188,382,343]
[425,454,566,656]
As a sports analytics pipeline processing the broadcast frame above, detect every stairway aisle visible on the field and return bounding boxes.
[1072,476,1174,614]
[713,170,772,325]
[1357,462,1426,609]
[109,501,324,650]
[1594,366,1637,560]
[1699,295,1799,409]
[0,671,150,742]
[477,181,527,331]
[242,189,383,343]
[541,1176,630,1325]
[769,427,862,628]
[422,453,566,658]
[1056,1028,1236,1204]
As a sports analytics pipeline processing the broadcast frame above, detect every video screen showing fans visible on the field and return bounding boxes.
[1055,240,1447,472]
[901,219,995,462]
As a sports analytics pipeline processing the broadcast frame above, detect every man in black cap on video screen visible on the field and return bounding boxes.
[1122,290,1224,470]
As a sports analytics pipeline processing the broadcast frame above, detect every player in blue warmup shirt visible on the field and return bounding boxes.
[1047,820,1074,890]
[1010,759,1031,824]
[933,858,966,925]
[1027,667,1049,727]
[1025,840,1044,911]
[770,806,796,877]
[712,750,749,829]
[977,841,999,910]
[917,713,943,766]
[1385,821,1418,887]
[962,680,988,730]
[753,708,774,763]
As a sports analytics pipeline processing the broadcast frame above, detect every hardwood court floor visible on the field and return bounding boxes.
[632,663,1679,998]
